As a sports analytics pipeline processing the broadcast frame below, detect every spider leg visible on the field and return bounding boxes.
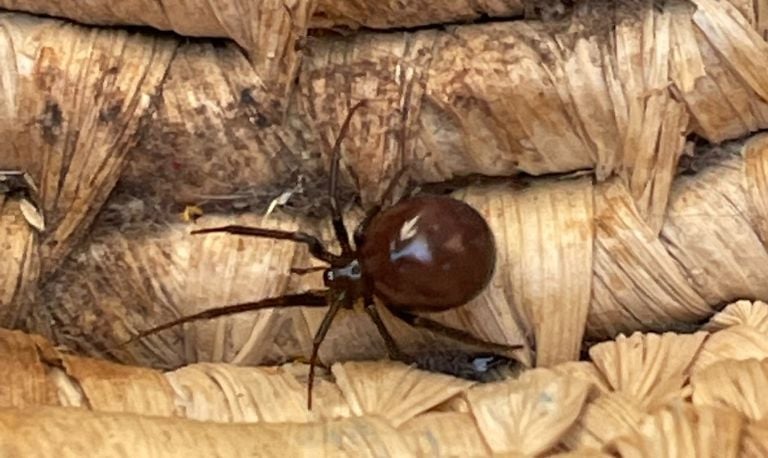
[386,307,523,355]
[328,100,369,256]
[191,225,342,266]
[353,167,410,247]
[362,295,411,363]
[353,101,413,247]
[123,290,329,345]
[290,266,326,275]
[307,292,345,410]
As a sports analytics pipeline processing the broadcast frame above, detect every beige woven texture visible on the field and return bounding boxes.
[2,300,768,456]
[2,0,768,455]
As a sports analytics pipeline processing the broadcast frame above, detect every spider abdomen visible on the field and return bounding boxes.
[359,195,496,311]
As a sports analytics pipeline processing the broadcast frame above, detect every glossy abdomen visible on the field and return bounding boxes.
[359,195,496,311]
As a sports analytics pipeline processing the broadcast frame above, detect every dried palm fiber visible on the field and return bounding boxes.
[27,131,768,373]
[0,0,524,129]
[1,0,768,372]
[4,0,555,180]
[0,15,176,319]
[0,0,526,35]
[5,0,767,219]
[4,300,768,456]
[0,4,764,458]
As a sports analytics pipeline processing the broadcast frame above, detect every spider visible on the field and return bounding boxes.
[130,100,522,408]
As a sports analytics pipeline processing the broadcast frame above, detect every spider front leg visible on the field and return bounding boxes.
[290,266,326,275]
[387,307,523,355]
[351,101,412,249]
[328,100,369,256]
[191,225,342,265]
[353,167,410,248]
